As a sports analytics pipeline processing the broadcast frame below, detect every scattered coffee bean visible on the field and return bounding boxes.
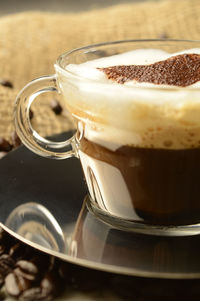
[16,260,38,276]
[18,287,53,301]
[40,274,56,296]
[0,79,13,88]
[0,254,15,277]
[14,267,37,282]
[50,99,63,115]
[16,274,31,294]
[5,271,32,297]
[41,271,64,297]
[5,272,23,297]
[0,138,12,152]
[11,131,21,148]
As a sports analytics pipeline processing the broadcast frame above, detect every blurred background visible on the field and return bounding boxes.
[0,0,153,15]
[0,0,198,147]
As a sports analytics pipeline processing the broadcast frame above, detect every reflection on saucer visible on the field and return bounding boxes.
[69,198,200,278]
[5,202,66,252]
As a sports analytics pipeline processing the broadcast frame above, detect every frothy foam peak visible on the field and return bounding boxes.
[66,48,200,87]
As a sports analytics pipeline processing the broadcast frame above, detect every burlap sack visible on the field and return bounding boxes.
[0,0,199,142]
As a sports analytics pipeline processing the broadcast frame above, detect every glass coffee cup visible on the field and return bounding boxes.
[15,40,200,235]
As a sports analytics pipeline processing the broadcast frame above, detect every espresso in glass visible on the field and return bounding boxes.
[57,43,200,227]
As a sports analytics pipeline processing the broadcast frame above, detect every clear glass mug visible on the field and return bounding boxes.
[15,40,200,235]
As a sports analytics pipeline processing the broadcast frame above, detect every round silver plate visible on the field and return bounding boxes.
[1,132,200,279]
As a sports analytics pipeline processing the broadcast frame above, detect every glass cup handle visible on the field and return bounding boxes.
[14,75,77,159]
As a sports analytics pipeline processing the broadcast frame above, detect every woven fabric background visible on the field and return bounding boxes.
[0,0,199,142]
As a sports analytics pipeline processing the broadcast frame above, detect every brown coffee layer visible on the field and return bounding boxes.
[98,53,200,87]
[80,137,200,225]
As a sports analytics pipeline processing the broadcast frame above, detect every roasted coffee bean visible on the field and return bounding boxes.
[5,273,20,297]
[16,260,38,275]
[0,230,65,300]
[0,138,12,152]
[0,254,15,277]
[41,271,64,296]
[50,99,63,115]
[11,131,21,148]
[6,272,33,298]
[40,274,56,295]
[14,267,37,282]
[19,287,53,301]
[16,274,31,293]
[0,79,13,88]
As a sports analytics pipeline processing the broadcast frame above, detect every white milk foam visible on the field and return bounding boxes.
[56,49,200,150]
[66,48,200,88]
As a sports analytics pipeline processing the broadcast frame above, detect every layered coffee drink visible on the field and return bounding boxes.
[57,47,200,226]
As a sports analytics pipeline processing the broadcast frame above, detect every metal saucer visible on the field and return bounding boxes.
[1,132,200,279]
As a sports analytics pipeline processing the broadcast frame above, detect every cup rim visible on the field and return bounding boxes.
[55,38,200,92]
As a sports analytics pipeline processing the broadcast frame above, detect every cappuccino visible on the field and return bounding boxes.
[56,48,200,225]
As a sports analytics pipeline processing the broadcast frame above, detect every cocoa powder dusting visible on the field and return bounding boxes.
[98,53,200,87]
